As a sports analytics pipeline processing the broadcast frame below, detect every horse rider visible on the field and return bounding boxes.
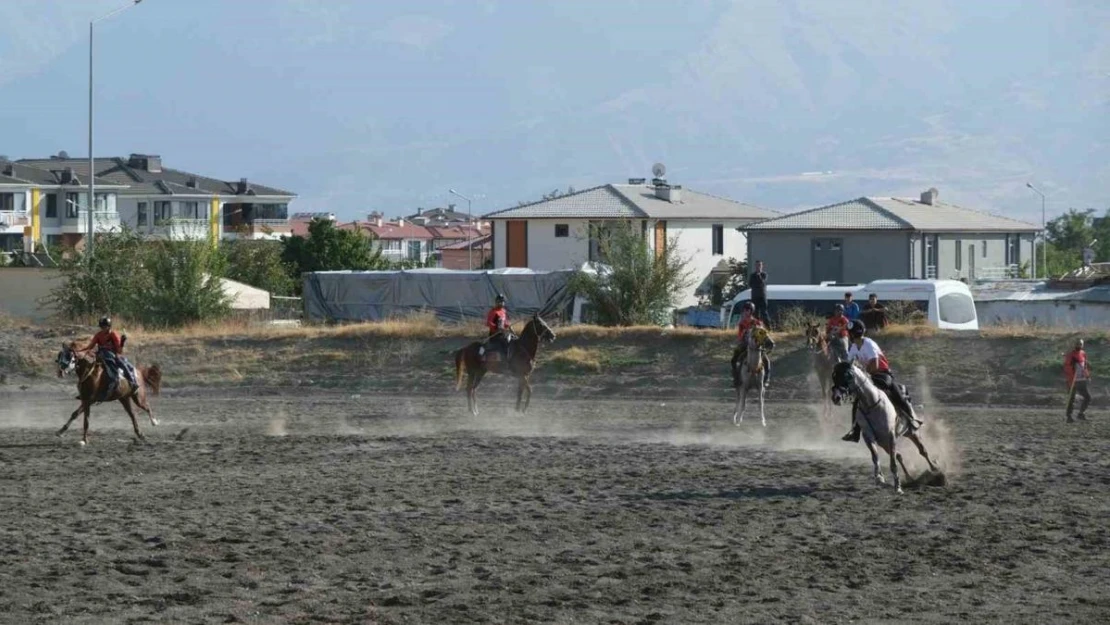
[1064,338,1092,423]
[841,319,923,442]
[81,316,137,400]
[480,293,514,360]
[826,303,851,360]
[731,301,773,389]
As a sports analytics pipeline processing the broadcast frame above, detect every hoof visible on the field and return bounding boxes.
[895,486,904,495]
[79,440,87,447]
[150,418,159,427]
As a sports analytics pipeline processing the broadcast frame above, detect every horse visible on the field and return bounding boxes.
[805,322,839,419]
[731,325,771,427]
[830,361,940,494]
[453,314,557,416]
[55,342,162,445]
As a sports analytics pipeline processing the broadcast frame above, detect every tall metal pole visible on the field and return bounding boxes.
[1027,182,1047,280]
[88,20,95,257]
[87,1,144,258]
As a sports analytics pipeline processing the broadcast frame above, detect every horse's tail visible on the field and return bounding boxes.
[454,348,466,391]
[142,364,162,396]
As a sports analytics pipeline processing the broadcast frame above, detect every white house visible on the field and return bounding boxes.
[18,153,296,242]
[483,178,779,307]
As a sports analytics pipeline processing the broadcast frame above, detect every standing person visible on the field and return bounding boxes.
[843,292,861,322]
[1064,338,1092,423]
[861,293,887,331]
[749,260,771,328]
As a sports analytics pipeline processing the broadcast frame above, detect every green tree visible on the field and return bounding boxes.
[568,221,692,326]
[50,229,151,321]
[1037,208,1103,278]
[280,218,384,294]
[140,240,232,328]
[223,239,296,296]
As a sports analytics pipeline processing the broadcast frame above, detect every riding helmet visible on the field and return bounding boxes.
[494,293,506,304]
[99,316,111,328]
[834,303,845,312]
[741,301,755,312]
[849,319,866,337]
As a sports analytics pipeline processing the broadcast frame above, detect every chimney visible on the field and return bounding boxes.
[1,161,12,177]
[654,182,682,203]
[397,217,404,227]
[144,155,162,173]
[375,217,383,228]
[237,177,250,194]
[920,187,939,205]
[628,177,647,185]
[62,167,76,184]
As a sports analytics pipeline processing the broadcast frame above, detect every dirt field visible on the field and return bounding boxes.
[0,384,1107,625]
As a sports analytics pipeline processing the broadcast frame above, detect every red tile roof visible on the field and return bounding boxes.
[339,220,433,240]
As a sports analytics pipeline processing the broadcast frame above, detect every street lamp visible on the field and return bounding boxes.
[1026,182,1046,280]
[449,189,474,270]
[88,0,144,257]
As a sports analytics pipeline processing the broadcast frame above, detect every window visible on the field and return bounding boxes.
[938,293,977,325]
[955,239,962,271]
[137,202,148,226]
[155,201,172,222]
[45,194,58,219]
[1006,235,1017,266]
[554,224,569,238]
[65,193,82,218]
[981,240,987,257]
[46,234,63,249]
[0,193,13,211]
[182,201,200,219]
[407,240,422,261]
[383,240,402,252]
[712,224,724,255]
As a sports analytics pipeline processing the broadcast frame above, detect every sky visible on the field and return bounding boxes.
[0,0,1106,224]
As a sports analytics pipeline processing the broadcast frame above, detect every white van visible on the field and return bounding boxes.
[721,279,978,331]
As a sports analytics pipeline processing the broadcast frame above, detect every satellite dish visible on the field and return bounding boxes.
[652,162,666,178]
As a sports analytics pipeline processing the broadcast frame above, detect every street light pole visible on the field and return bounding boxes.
[88,0,144,258]
[1026,182,1046,280]
[449,189,473,270]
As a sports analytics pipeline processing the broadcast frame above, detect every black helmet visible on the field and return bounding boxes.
[741,301,755,312]
[834,303,845,312]
[99,316,111,329]
[850,319,866,337]
[494,293,506,304]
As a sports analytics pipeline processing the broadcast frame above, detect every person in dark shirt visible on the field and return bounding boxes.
[861,293,887,331]
[749,260,771,328]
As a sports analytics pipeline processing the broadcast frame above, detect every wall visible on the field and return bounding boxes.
[929,233,1035,280]
[492,220,506,268]
[977,300,1110,328]
[0,267,59,320]
[526,218,590,270]
[664,219,749,308]
[441,248,492,270]
[747,230,912,284]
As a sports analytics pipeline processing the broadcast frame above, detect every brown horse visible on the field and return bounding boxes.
[805,321,838,419]
[454,314,556,416]
[55,342,162,445]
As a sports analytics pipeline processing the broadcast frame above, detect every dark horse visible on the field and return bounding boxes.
[454,314,557,416]
[56,342,162,445]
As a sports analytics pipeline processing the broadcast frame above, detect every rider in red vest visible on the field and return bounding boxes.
[481,293,513,359]
[731,301,773,388]
[82,316,137,399]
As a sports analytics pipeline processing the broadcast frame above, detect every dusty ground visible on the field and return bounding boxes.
[0,382,1106,625]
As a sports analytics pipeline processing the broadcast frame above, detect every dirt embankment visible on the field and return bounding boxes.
[2,322,1098,408]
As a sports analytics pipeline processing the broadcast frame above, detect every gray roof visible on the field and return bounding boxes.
[0,159,122,188]
[484,184,776,220]
[16,157,295,198]
[744,196,1039,233]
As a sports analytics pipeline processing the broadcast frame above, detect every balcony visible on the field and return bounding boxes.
[60,210,121,233]
[0,211,29,230]
[153,218,210,240]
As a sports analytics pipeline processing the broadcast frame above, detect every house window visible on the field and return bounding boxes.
[45,194,58,219]
[1006,235,1017,266]
[955,239,962,271]
[383,240,402,252]
[981,240,987,257]
[407,240,422,261]
[555,224,569,238]
[155,201,172,222]
[137,202,148,226]
[0,193,13,211]
[65,193,82,218]
[712,225,724,255]
[182,201,200,219]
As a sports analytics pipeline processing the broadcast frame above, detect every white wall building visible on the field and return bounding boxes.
[484,179,779,308]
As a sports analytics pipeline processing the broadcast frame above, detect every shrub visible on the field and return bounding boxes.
[223,239,296,296]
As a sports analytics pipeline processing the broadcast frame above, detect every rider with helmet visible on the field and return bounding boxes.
[826,303,850,341]
[481,293,514,359]
[841,319,923,442]
[732,301,773,388]
[81,316,137,399]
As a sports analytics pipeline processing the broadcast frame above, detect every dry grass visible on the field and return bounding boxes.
[546,347,605,372]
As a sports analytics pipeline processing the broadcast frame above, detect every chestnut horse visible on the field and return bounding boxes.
[56,342,162,445]
[805,321,848,420]
[454,314,556,416]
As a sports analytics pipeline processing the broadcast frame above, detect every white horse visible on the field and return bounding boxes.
[731,326,770,427]
[830,361,940,494]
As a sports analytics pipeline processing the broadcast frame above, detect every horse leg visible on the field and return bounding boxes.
[80,404,92,446]
[134,391,158,427]
[907,431,939,472]
[515,376,525,412]
[896,453,913,482]
[121,397,146,442]
[469,371,486,417]
[732,384,746,425]
[887,442,902,494]
[863,432,883,485]
[57,403,84,437]
[758,380,766,428]
[521,376,533,413]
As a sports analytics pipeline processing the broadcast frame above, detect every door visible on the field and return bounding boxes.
[654,221,667,258]
[506,220,528,267]
[811,238,843,283]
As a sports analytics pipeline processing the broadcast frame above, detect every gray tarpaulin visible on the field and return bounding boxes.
[303,268,577,323]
